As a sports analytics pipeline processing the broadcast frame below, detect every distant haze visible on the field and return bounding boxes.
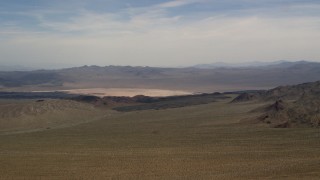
[1,0,320,69]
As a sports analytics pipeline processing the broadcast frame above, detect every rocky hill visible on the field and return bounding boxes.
[233,81,320,127]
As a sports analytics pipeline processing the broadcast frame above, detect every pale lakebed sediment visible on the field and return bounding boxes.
[34,88,193,97]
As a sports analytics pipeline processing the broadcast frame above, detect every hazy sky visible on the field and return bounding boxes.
[1,0,320,68]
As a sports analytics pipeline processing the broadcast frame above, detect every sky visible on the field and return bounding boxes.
[0,0,320,68]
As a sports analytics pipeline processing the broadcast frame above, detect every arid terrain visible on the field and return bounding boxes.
[1,63,320,179]
[0,99,107,134]
[0,80,320,179]
[2,0,320,178]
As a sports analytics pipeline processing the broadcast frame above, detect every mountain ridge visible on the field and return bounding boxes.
[1,61,320,93]
[233,81,320,127]
[191,60,314,69]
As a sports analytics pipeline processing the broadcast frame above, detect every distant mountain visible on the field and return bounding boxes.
[0,70,62,87]
[192,60,312,69]
[1,61,320,92]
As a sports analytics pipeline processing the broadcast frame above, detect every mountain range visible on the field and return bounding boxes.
[1,61,320,93]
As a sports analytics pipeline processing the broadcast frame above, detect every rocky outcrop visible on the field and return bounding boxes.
[231,93,258,103]
[237,81,320,128]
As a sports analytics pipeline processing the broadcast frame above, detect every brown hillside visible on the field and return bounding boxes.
[235,81,320,127]
[0,99,105,134]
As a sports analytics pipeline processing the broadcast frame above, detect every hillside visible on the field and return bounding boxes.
[1,61,320,92]
[1,94,319,179]
[233,81,320,127]
[0,99,106,134]
[0,80,319,178]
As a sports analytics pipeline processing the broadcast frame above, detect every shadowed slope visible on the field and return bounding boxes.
[0,99,107,134]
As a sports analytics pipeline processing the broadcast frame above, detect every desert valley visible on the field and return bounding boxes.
[1,0,320,179]
[0,61,319,179]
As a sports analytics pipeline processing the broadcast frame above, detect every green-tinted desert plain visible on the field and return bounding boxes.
[0,97,319,179]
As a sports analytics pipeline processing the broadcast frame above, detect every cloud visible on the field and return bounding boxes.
[35,1,189,35]
[157,0,200,8]
[2,14,320,66]
[0,0,320,67]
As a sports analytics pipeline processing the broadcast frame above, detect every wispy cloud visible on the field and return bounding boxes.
[0,0,320,67]
[33,0,193,34]
[157,0,200,8]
